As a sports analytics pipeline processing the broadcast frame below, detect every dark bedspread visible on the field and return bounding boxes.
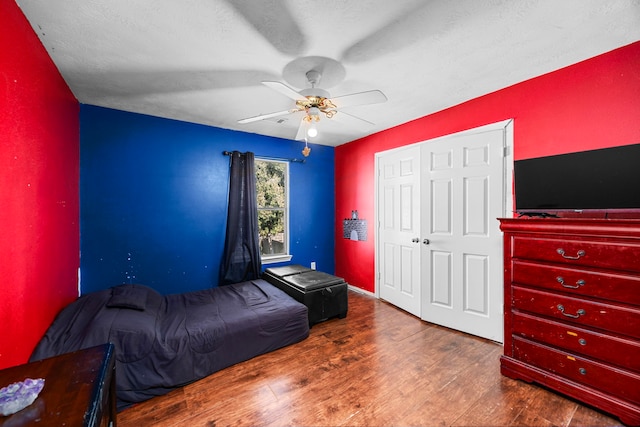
[30,279,309,409]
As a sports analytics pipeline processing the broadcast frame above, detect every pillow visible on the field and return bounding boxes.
[106,285,151,311]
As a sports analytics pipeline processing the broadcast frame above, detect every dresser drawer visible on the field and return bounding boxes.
[512,286,640,339]
[513,336,640,405]
[511,236,640,273]
[512,312,640,372]
[512,260,640,307]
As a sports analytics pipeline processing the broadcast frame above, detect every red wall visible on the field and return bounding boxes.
[335,41,640,292]
[0,1,80,369]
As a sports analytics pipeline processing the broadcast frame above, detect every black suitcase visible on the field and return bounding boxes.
[263,265,348,326]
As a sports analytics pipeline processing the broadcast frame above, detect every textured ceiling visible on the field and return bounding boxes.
[15,0,640,146]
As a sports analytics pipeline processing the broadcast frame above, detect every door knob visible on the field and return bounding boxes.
[423,238,430,245]
[412,237,419,243]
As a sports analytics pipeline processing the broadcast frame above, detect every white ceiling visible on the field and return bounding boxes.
[15,0,640,147]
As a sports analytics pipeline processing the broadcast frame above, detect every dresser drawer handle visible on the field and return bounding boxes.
[556,277,586,289]
[557,304,586,318]
[579,367,587,375]
[556,248,586,260]
[579,338,587,346]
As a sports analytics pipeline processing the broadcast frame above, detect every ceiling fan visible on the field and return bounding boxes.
[237,62,387,149]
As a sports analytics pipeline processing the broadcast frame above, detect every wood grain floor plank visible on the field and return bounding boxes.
[569,404,626,427]
[402,348,503,425]
[118,290,624,427]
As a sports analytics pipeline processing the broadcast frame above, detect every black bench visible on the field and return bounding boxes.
[263,265,348,326]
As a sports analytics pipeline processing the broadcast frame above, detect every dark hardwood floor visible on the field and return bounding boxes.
[118,290,624,426]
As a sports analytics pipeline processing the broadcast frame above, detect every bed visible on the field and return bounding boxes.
[30,279,309,410]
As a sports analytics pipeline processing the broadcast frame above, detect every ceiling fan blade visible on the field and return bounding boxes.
[223,0,306,56]
[340,3,440,64]
[332,111,375,127]
[238,109,293,124]
[331,90,387,109]
[262,81,304,101]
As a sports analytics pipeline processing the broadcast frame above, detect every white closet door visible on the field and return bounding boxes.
[377,145,422,317]
[375,121,511,343]
[421,128,505,343]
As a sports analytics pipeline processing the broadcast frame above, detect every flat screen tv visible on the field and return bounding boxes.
[514,143,640,216]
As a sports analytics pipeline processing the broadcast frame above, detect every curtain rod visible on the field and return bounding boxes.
[222,151,305,163]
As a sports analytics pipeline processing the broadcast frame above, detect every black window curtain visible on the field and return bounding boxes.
[219,151,262,285]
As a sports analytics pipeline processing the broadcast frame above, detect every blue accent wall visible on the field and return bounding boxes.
[80,105,335,295]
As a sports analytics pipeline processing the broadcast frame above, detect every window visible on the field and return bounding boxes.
[255,159,291,264]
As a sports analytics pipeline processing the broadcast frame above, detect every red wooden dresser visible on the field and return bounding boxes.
[500,218,640,426]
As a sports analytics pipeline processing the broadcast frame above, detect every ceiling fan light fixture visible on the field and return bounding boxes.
[307,121,318,138]
[307,106,321,120]
[305,106,320,137]
[238,58,386,143]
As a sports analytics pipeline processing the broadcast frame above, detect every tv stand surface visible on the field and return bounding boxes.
[516,211,559,218]
[516,209,640,220]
